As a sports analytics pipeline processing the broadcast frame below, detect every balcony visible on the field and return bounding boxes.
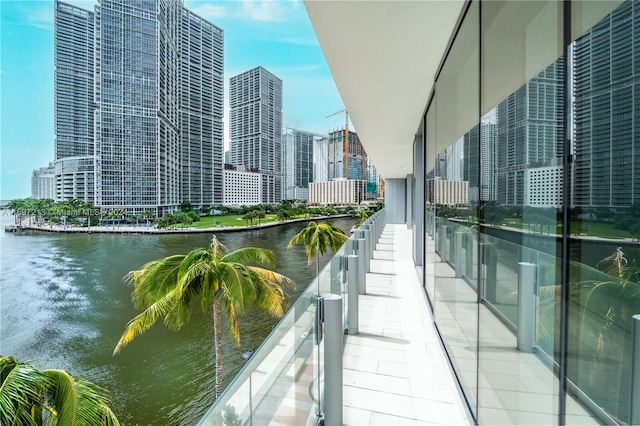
[198,211,471,425]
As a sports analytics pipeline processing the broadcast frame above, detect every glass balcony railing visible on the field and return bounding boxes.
[198,210,384,426]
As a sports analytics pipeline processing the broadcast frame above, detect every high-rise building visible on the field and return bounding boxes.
[327,129,367,180]
[494,59,564,205]
[54,1,95,161]
[308,178,366,205]
[53,0,223,214]
[479,121,496,201]
[229,67,283,203]
[282,128,326,201]
[313,136,329,183]
[573,0,640,210]
[180,8,225,208]
[31,165,56,200]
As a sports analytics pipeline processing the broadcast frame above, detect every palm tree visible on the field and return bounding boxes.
[143,210,154,229]
[0,355,119,425]
[288,221,348,295]
[113,236,295,398]
[355,208,372,227]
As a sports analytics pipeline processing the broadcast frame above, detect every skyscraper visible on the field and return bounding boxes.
[573,0,640,210]
[327,129,367,180]
[282,128,326,201]
[494,59,564,205]
[53,0,223,214]
[229,67,283,203]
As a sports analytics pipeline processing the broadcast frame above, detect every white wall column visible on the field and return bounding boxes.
[385,178,406,224]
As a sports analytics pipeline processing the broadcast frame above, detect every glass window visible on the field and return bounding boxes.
[433,1,480,418]
[568,1,640,423]
[478,2,564,424]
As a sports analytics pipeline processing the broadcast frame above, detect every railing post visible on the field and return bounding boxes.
[455,231,464,278]
[363,227,371,273]
[366,224,375,260]
[465,232,474,279]
[356,238,366,294]
[323,294,343,426]
[346,255,359,335]
[438,226,448,262]
[330,254,341,295]
[484,242,498,303]
[517,262,537,352]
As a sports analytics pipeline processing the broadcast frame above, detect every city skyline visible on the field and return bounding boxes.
[0,0,345,200]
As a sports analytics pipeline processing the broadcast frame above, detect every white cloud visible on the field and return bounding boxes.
[240,0,300,22]
[190,4,227,19]
[24,6,54,30]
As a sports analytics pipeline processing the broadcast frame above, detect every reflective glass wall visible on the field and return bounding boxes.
[422,1,638,424]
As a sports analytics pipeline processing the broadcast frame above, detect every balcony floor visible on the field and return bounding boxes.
[343,224,472,425]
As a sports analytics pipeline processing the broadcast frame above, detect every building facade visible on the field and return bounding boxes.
[313,136,329,183]
[282,128,326,201]
[31,165,56,200]
[573,0,640,210]
[229,67,283,204]
[425,177,469,206]
[524,163,563,207]
[308,178,366,205]
[327,129,367,181]
[223,166,262,205]
[54,0,223,214]
[494,60,564,206]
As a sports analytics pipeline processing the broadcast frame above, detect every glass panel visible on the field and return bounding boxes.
[198,229,357,425]
[479,1,563,424]
[569,1,640,423]
[198,278,321,425]
[433,1,479,417]
[425,105,437,302]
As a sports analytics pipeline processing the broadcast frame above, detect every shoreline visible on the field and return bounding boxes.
[4,215,353,235]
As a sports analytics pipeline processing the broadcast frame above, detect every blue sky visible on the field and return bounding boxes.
[0,0,346,200]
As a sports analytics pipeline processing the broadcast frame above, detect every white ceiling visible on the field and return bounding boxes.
[305,1,465,179]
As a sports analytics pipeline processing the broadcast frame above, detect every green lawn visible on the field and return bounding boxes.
[497,218,632,239]
[190,213,305,228]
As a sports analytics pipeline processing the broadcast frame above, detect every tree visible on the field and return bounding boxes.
[143,210,154,228]
[254,209,265,225]
[103,210,121,230]
[113,236,295,397]
[355,208,372,227]
[277,210,291,222]
[288,221,348,294]
[0,355,119,425]
[179,200,194,212]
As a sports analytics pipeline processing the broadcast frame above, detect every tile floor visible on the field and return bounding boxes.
[342,224,472,425]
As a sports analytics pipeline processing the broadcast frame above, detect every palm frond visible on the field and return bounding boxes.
[113,288,181,354]
[222,247,276,268]
[164,261,215,330]
[218,263,257,312]
[248,266,295,290]
[254,280,290,317]
[288,221,347,264]
[0,356,47,426]
[125,255,185,309]
[43,369,120,426]
[223,302,241,346]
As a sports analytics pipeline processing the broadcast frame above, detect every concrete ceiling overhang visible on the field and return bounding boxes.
[305,0,465,179]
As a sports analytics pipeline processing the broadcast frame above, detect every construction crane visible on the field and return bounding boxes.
[327,109,349,179]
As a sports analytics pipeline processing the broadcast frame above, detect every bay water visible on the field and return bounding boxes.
[0,214,355,425]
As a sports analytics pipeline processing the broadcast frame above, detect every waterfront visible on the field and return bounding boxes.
[0,213,356,425]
